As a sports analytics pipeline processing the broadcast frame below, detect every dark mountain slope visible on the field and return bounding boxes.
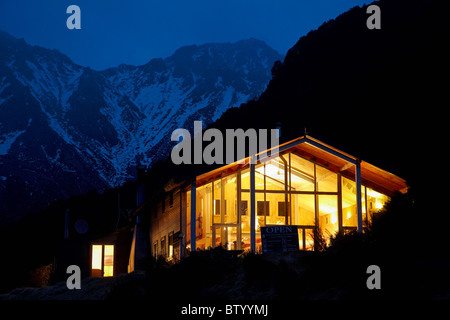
[213,0,448,184]
[143,0,449,221]
[0,33,281,224]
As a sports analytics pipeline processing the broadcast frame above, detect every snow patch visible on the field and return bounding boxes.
[0,130,26,155]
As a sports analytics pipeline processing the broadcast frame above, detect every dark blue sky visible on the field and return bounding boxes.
[0,0,368,70]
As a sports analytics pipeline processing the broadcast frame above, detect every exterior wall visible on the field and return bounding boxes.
[149,187,184,261]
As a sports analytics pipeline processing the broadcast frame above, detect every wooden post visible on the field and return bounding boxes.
[356,160,363,233]
[190,181,196,251]
[250,159,256,253]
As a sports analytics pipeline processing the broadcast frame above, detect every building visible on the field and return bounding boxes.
[131,135,407,265]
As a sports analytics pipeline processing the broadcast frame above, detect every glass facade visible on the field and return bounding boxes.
[190,151,391,252]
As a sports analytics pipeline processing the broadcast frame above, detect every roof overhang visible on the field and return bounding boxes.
[195,135,407,196]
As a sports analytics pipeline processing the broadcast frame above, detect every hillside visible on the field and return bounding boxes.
[0,33,281,225]
[146,0,448,212]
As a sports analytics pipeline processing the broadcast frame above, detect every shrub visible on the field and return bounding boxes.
[29,263,54,287]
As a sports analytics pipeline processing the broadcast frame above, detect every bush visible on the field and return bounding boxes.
[29,263,54,287]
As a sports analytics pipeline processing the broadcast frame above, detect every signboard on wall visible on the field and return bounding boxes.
[260,226,299,253]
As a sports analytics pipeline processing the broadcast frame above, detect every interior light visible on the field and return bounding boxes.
[331,213,338,225]
[375,200,383,210]
[92,245,102,271]
[367,189,383,198]
[103,245,114,277]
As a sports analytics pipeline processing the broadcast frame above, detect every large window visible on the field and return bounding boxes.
[196,184,212,249]
[318,195,338,240]
[292,194,315,226]
[342,176,357,228]
[191,150,390,253]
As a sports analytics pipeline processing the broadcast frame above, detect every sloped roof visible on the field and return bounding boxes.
[196,135,407,196]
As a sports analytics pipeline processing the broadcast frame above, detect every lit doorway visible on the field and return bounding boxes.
[91,244,114,277]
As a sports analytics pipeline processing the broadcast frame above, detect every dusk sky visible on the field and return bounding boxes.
[0,0,368,70]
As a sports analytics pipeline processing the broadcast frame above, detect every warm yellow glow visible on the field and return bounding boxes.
[331,212,338,225]
[103,245,114,277]
[92,245,102,271]
[169,244,173,258]
[375,200,383,210]
[263,162,284,180]
[346,210,352,219]
[367,189,383,198]
[320,205,337,214]
[103,266,113,277]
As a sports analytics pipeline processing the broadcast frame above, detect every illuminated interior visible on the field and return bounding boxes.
[190,150,391,252]
[103,245,114,277]
[91,244,114,277]
[92,245,103,277]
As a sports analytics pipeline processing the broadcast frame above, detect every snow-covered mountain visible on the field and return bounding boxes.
[0,31,282,224]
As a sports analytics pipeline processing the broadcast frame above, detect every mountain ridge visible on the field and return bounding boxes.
[0,31,282,224]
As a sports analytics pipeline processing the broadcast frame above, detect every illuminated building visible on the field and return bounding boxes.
[129,135,407,267]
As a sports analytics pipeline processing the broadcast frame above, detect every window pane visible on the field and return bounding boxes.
[223,174,237,224]
[293,194,315,226]
[264,157,286,191]
[240,192,251,250]
[103,245,114,277]
[213,179,221,224]
[305,229,314,251]
[214,226,222,248]
[92,245,102,276]
[241,168,250,190]
[255,163,265,190]
[342,176,358,227]
[196,184,212,249]
[168,233,174,259]
[226,227,238,250]
[266,193,287,225]
[367,187,390,223]
[290,154,315,191]
[316,165,337,192]
[318,195,338,241]
[240,192,250,232]
[255,193,266,230]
